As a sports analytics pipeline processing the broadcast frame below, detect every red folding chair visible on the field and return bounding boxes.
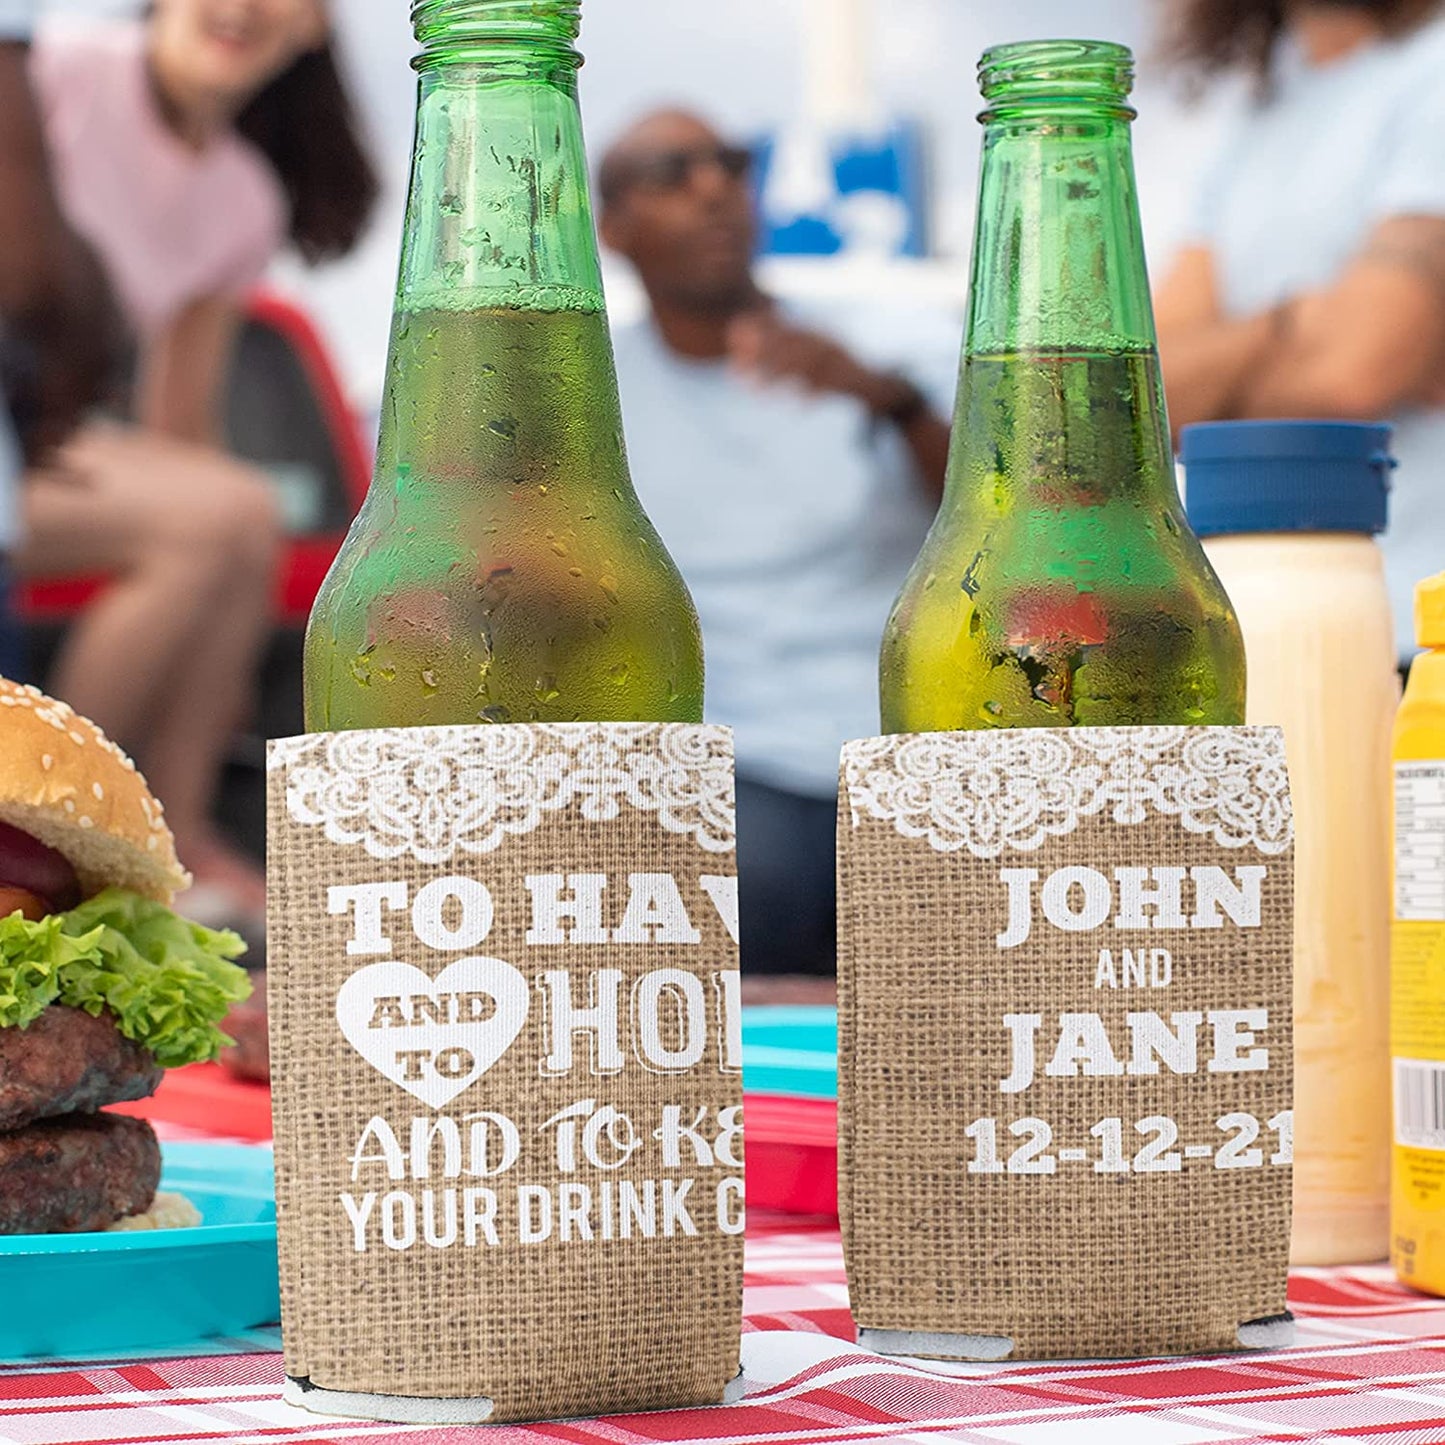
[17,290,371,630]
[16,293,372,866]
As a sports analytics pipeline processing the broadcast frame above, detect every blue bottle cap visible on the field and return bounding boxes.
[1181,420,1393,538]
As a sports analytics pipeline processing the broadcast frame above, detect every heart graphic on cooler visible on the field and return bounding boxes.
[335,956,530,1108]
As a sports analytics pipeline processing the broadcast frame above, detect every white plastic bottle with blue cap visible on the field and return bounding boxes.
[1183,419,1400,1267]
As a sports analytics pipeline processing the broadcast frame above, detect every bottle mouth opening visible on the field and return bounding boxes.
[411,0,582,69]
[978,39,1135,119]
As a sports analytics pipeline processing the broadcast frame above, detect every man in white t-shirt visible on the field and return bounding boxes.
[599,110,958,978]
[1157,1,1445,657]
[0,0,121,677]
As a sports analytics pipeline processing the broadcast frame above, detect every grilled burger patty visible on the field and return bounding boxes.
[0,1005,163,1132]
[0,1113,161,1234]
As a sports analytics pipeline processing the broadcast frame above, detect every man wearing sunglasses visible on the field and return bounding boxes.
[600,109,957,984]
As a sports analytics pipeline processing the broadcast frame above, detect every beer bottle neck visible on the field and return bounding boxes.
[966,40,1156,355]
[399,0,602,311]
[378,0,631,494]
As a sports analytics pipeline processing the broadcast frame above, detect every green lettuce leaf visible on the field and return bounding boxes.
[0,888,251,1067]
[0,912,107,1030]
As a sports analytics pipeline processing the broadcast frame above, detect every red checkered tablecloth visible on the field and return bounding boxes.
[5,1199,1445,1445]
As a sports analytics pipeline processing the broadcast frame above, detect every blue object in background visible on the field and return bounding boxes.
[742,1006,838,1098]
[754,120,929,259]
[0,1143,279,1360]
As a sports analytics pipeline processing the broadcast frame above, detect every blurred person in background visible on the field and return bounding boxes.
[17,0,376,918]
[0,0,121,680]
[600,109,956,985]
[1156,0,1445,659]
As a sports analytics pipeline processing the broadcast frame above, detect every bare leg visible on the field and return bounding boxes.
[138,471,281,895]
[20,429,238,742]
[18,424,281,906]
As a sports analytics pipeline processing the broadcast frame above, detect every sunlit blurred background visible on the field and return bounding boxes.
[0,0,1275,932]
[13,0,1439,956]
[41,0,1244,414]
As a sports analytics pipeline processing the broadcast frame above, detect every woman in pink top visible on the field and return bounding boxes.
[19,0,375,917]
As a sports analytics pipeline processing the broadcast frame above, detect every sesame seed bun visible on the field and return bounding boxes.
[0,680,188,905]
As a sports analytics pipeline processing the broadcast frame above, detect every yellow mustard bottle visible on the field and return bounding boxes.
[1392,572,1445,1293]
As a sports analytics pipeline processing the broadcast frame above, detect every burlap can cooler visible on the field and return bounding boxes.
[265,723,745,1424]
[837,725,1294,1361]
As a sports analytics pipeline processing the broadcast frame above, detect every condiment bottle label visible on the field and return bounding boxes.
[1391,761,1445,1246]
[266,724,744,1424]
[837,725,1295,1360]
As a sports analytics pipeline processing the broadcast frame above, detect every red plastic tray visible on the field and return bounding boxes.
[114,1063,274,1142]
[743,1093,839,1216]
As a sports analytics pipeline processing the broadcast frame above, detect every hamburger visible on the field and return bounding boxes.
[0,679,251,1234]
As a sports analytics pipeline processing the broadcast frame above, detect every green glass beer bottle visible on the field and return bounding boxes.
[880,40,1245,732]
[304,0,704,731]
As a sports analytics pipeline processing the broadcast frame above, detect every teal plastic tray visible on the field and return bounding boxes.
[0,1142,279,1359]
[0,1013,836,1361]
[741,1005,838,1099]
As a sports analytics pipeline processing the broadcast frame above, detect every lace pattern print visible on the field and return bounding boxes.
[843,726,1292,858]
[268,723,737,862]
